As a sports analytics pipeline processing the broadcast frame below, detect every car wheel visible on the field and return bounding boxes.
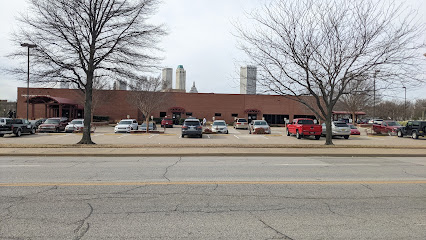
[412,131,418,139]
[315,135,320,140]
[344,135,349,139]
[199,134,203,138]
[181,134,184,138]
[15,129,22,137]
[31,128,36,134]
[55,128,59,133]
[296,130,301,139]
[226,130,228,134]
[286,129,290,136]
[0,134,4,137]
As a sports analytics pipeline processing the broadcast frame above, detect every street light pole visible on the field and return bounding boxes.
[373,70,380,118]
[21,43,37,120]
[402,86,406,120]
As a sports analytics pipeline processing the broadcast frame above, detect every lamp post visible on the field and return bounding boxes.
[402,86,406,120]
[373,70,380,118]
[21,43,37,120]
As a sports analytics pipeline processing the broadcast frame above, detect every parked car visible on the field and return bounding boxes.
[29,118,46,129]
[65,119,84,133]
[249,120,271,134]
[38,117,69,132]
[321,121,351,139]
[181,118,203,138]
[368,119,383,125]
[233,118,249,129]
[0,118,12,126]
[286,118,322,139]
[140,122,157,132]
[347,123,360,135]
[114,119,139,133]
[397,121,426,139]
[161,118,173,128]
[372,120,401,135]
[0,118,36,137]
[211,120,229,134]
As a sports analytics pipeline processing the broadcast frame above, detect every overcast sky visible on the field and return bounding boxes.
[1,0,425,102]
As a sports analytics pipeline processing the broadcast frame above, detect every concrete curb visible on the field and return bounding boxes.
[1,147,425,157]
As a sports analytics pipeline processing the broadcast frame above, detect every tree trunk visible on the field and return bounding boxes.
[78,74,95,144]
[325,107,334,145]
[145,116,150,133]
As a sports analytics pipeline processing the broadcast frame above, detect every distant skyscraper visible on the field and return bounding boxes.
[113,80,127,90]
[240,66,257,94]
[161,68,173,91]
[189,82,198,93]
[176,65,186,92]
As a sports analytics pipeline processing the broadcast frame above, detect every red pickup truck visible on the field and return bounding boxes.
[372,120,402,135]
[161,118,174,128]
[286,118,322,140]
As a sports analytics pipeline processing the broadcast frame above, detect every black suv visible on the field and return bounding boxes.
[181,118,203,138]
[397,121,426,139]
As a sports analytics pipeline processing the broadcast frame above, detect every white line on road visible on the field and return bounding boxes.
[234,135,240,139]
[0,165,41,168]
[262,136,269,140]
[93,134,104,137]
[118,135,128,139]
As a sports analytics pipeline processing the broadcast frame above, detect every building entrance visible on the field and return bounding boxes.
[248,114,257,123]
[172,112,181,125]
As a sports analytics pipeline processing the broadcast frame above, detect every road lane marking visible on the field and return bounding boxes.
[207,135,211,139]
[0,165,41,168]
[234,135,240,139]
[262,136,269,139]
[1,180,426,187]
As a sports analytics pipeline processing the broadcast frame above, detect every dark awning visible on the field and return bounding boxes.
[28,96,79,105]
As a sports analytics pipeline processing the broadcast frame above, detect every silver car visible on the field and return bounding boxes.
[249,120,271,134]
[140,122,157,132]
[114,119,139,133]
[321,121,351,139]
[65,119,84,133]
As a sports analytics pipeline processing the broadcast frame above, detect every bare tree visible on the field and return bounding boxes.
[127,76,169,133]
[338,78,374,123]
[235,0,425,145]
[10,0,166,144]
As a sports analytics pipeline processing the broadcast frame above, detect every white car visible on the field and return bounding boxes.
[211,120,228,134]
[0,118,12,126]
[321,121,351,139]
[249,120,271,134]
[65,119,84,133]
[114,119,138,133]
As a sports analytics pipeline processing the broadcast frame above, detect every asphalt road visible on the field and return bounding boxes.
[1,156,426,239]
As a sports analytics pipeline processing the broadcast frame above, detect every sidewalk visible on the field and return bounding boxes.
[1,146,425,157]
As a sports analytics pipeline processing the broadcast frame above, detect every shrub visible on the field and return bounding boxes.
[254,128,266,134]
[203,128,212,134]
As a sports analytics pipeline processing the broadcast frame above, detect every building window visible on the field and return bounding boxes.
[293,115,316,120]
[160,112,167,117]
[215,113,222,117]
[263,114,290,124]
[186,112,193,116]
[231,113,238,117]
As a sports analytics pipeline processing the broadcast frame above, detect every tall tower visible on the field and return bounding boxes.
[240,66,257,95]
[189,82,198,93]
[161,68,173,91]
[176,65,186,92]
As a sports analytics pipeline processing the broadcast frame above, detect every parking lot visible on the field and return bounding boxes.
[0,125,425,146]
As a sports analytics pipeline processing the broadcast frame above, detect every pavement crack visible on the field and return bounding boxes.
[73,203,93,240]
[163,157,182,182]
[258,218,295,240]
[361,184,373,191]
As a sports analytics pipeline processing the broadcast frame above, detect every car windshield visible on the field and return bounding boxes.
[44,119,60,124]
[254,121,267,125]
[349,125,357,129]
[298,120,314,124]
[237,119,247,123]
[119,120,133,125]
[185,121,200,126]
[387,122,400,126]
[213,122,226,126]
[141,123,154,127]
[70,120,83,125]
[334,122,348,127]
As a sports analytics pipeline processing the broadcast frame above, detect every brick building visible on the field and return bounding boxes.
[16,87,318,125]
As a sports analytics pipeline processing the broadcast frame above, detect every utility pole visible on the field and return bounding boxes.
[21,43,37,120]
[373,70,380,118]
